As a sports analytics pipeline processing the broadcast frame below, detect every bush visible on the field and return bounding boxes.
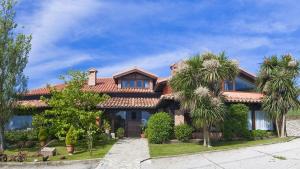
[38,128,48,142]
[223,104,251,140]
[147,112,173,144]
[175,124,193,142]
[25,141,36,148]
[116,128,125,139]
[251,130,269,140]
[97,133,111,144]
[5,130,38,147]
[65,126,78,146]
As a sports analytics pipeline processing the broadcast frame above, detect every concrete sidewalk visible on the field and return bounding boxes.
[96,138,150,169]
[142,138,300,169]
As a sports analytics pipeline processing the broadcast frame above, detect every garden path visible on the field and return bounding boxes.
[96,138,150,169]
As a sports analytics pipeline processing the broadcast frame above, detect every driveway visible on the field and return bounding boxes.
[97,138,150,169]
[142,138,300,169]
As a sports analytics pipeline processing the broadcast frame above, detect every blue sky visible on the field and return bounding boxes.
[15,0,300,89]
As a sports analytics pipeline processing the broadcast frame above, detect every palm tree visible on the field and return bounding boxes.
[170,52,238,147]
[257,55,299,137]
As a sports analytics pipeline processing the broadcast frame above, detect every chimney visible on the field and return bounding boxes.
[88,68,97,86]
[170,60,185,76]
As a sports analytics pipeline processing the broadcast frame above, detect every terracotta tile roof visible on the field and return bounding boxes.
[26,78,155,96]
[17,100,48,108]
[18,91,263,108]
[159,91,263,103]
[222,91,263,103]
[97,97,160,109]
[26,84,65,96]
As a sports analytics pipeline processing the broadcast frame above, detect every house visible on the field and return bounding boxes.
[15,62,273,137]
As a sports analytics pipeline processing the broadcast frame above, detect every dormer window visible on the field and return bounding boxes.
[113,67,157,90]
[121,79,151,89]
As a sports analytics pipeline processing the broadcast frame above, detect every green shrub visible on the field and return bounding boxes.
[223,104,251,140]
[5,130,38,144]
[97,133,111,144]
[251,130,269,140]
[116,128,125,139]
[27,130,38,141]
[147,112,173,144]
[38,128,48,142]
[65,126,78,146]
[174,124,193,142]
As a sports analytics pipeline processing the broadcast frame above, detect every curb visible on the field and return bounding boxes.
[148,137,296,160]
[0,158,102,167]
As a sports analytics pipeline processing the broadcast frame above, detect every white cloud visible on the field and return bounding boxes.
[19,0,102,80]
[96,35,273,77]
[97,49,191,76]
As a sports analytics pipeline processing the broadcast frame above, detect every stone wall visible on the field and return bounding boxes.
[287,118,300,137]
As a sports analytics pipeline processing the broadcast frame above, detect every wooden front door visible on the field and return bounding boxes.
[127,111,141,137]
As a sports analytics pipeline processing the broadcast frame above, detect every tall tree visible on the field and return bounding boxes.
[33,71,109,140]
[257,55,299,137]
[170,52,238,147]
[0,0,31,151]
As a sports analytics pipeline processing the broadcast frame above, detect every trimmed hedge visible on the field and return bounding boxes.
[147,112,173,144]
[174,124,193,142]
[223,104,251,140]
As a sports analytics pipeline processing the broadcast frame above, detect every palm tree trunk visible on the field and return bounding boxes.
[280,114,286,138]
[207,128,211,147]
[203,122,207,147]
[275,117,280,137]
[0,125,5,151]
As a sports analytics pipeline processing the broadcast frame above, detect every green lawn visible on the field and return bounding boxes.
[149,137,292,157]
[287,109,300,117]
[3,139,116,162]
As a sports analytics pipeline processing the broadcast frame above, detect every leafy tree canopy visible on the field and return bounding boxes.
[0,0,31,150]
[33,71,109,140]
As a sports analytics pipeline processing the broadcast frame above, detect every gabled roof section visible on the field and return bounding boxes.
[113,67,158,80]
[239,67,256,81]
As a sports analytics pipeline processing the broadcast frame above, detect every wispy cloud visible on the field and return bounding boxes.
[16,0,300,88]
[97,49,191,76]
[17,0,102,87]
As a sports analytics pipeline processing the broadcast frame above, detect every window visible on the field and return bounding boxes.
[224,80,234,91]
[121,79,151,89]
[129,80,135,87]
[137,80,143,88]
[6,115,33,130]
[144,80,150,88]
[235,77,255,91]
[121,80,129,88]
[255,111,273,130]
[141,111,151,126]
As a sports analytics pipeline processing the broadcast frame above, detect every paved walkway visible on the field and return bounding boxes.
[97,138,150,169]
[142,138,300,169]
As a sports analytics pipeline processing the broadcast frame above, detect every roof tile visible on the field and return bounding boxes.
[97,97,160,108]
